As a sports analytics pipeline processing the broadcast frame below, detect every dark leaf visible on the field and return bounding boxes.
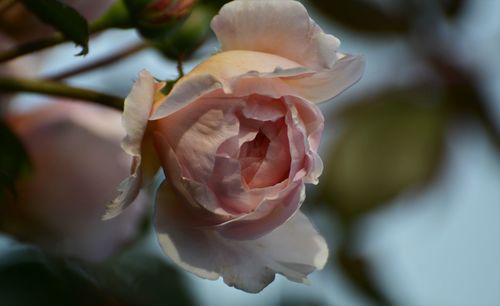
[0,121,31,200]
[439,0,467,19]
[336,244,392,306]
[0,242,122,306]
[321,88,447,220]
[308,0,411,35]
[20,0,89,55]
[92,230,196,306]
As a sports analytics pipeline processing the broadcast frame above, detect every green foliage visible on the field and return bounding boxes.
[20,0,90,55]
[335,244,392,306]
[440,0,467,18]
[92,229,196,306]
[322,88,447,220]
[309,0,468,35]
[0,242,122,306]
[0,121,31,201]
[308,0,410,35]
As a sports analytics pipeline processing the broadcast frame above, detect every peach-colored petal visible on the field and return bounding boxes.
[104,70,159,220]
[284,54,365,104]
[211,0,340,70]
[151,51,305,120]
[155,182,328,293]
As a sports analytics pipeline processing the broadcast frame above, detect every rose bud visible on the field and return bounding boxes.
[153,3,214,60]
[123,0,196,39]
[1,101,148,262]
[107,0,364,292]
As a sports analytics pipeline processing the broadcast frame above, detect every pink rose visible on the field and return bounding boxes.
[1,101,147,262]
[107,0,364,292]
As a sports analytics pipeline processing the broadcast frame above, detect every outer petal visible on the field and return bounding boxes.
[152,51,364,123]
[104,70,159,220]
[211,0,340,70]
[151,51,304,120]
[155,182,329,293]
[284,54,365,104]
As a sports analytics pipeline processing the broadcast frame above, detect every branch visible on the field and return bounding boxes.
[0,77,123,110]
[45,42,147,81]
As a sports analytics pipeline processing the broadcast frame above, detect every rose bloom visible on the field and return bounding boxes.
[107,0,364,292]
[1,101,147,262]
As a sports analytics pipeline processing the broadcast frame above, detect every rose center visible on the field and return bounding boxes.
[238,129,271,186]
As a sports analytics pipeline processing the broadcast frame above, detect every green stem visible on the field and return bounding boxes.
[0,77,123,110]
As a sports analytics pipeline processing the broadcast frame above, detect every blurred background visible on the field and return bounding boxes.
[1,0,499,305]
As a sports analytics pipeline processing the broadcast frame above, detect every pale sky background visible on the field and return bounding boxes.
[6,1,500,305]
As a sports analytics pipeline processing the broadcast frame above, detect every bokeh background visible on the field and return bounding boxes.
[1,0,499,305]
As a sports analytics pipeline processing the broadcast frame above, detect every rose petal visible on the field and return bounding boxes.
[155,182,328,293]
[151,51,304,120]
[216,182,304,240]
[153,130,236,217]
[154,97,241,183]
[211,0,340,69]
[284,54,365,104]
[104,70,159,220]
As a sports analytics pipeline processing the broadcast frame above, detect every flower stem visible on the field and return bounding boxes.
[0,77,123,110]
[45,42,147,81]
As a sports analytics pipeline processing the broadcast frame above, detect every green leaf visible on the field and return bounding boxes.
[20,0,90,55]
[0,121,31,200]
[92,229,196,306]
[439,0,467,19]
[335,244,393,306]
[0,241,122,306]
[321,88,447,220]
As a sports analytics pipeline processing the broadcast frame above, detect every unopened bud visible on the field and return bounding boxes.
[124,0,196,39]
[153,3,214,60]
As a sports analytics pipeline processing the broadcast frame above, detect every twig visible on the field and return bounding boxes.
[0,77,123,110]
[45,42,147,81]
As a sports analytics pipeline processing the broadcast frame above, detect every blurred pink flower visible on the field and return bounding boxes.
[107,0,364,292]
[1,101,148,262]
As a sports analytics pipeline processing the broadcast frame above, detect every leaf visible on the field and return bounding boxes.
[92,229,196,306]
[321,88,447,220]
[336,244,393,306]
[0,121,31,200]
[0,241,123,306]
[308,0,411,35]
[20,0,89,55]
[439,0,467,19]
